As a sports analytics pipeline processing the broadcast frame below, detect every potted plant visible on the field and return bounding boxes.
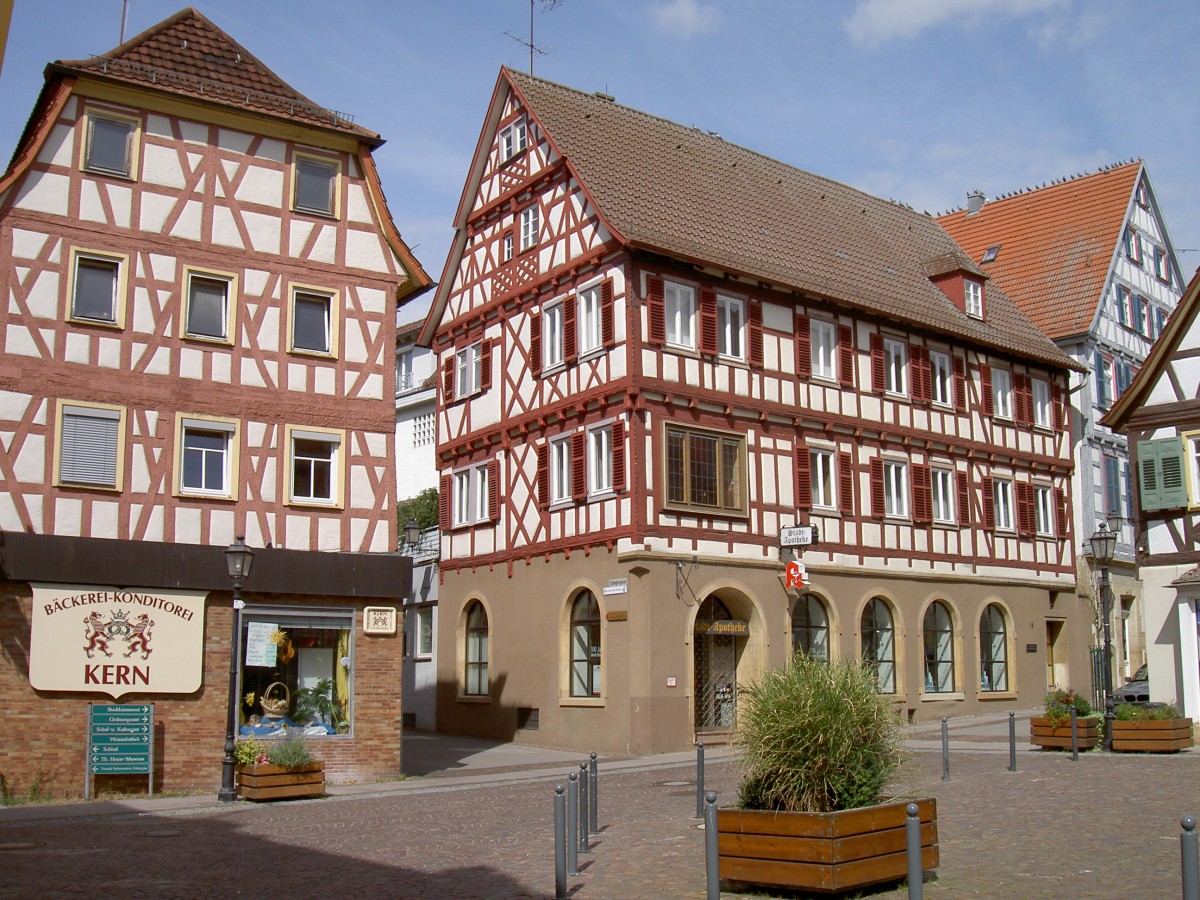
[1030,689,1098,750]
[1111,703,1195,753]
[716,653,937,894]
[292,677,348,732]
[234,733,325,801]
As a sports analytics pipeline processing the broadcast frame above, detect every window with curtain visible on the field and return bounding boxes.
[861,598,895,693]
[569,591,602,697]
[923,601,955,693]
[465,601,489,696]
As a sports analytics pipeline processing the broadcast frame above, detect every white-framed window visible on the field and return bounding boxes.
[884,338,907,395]
[664,424,745,513]
[520,206,539,251]
[1033,379,1051,428]
[56,402,124,490]
[293,154,338,216]
[184,269,236,342]
[456,343,483,398]
[83,110,137,177]
[569,590,603,698]
[396,350,414,393]
[290,288,336,355]
[717,294,744,359]
[503,233,514,262]
[665,281,695,349]
[1123,228,1142,264]
[811,449,835,509]
[1114,284,1131,327]
[811,319,836,379]
[993,478,1014,531]
[588,425,613,495]
[1094,350,1115,409]
[930,350,952,406]
[578,284,603,356]
[1035,485,1054,536]
[884,459,908,518]
[412,606,434,657]
[454,462,491,525]
[177,416,238,498]
[992,368,1013,419]
[1153,246,1170,283]
[542,301,565,369]
[69,249,126,326]
[412,412,435,448]
[931,466,955,524]
[964,279,983,318]
[549,436,572,505]
[287,426,343,507]
[500,118,527,160]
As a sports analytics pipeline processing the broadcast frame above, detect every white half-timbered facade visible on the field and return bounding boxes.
[422,69,1087,755]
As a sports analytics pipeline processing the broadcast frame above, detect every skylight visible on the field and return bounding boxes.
[982,245,1001,264]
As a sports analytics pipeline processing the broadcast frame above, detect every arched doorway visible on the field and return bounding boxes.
[693,595,747,732]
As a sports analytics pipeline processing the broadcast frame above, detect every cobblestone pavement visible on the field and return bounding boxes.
[2,726,1198,898]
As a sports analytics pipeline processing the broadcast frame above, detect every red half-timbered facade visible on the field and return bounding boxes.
[423,69,1088,755]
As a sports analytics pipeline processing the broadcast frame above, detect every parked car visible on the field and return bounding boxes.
[1113,664,1149,704]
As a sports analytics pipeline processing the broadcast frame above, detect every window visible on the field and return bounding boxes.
[1123,228,1142,264]
[992,368,1013,419]
[884,460,908,518]
[1094,350,1114,409]
[413,606,433,657]
[1033,379,1051,428]
[979,603,1008,692]
[1153,246,1170,283]
[981,245,1000,264]
[792,593,829,661]
[549,437,572,504]
[1104,454,1123,519]
[578,285,603,356]
[464,601,489,696]
[179,419,236,497]
[964,279,983,318]
[1136,181,1150,208]
[500,119,527,160]
[288,428,342,506]
[520,206,539,251]
[70,251,124,324]
[930,351,952,406]
[569,591,602,698]
[861,598,895,693]
[1035,485,1054,536]
[1132,295,1148,336]
[412,412,435,448]
[665,425,744,513]
[291,289,335,355]
[184,271,234,341]
[542,301,565,369]
[456,343,483,398]
[503,233,514,262]
[588,425,613,495]
[1114,285,1131,327]
[923,601,955,693]
[665,281,696,349]
[931,467,955,524]
[811,449,835,509]
[993,478,1014,530]
[83,112,136,177]
[294,155,337,216]
[57,403,123,489]
[884,338,907,395]
[396,350,414,393]
[239,607,353,733]
[453,462,491,525]
[717,294,744,359]
[811,319,836,379]
[1155,307,1168,338]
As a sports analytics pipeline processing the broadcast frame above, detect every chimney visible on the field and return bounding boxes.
[966,190,985,215]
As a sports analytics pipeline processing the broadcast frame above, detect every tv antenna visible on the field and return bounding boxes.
[506,0,563,74]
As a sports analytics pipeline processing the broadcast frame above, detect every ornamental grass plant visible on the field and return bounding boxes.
[735,652,907,814]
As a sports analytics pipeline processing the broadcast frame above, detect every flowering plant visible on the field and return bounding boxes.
[1043,688,1092,726]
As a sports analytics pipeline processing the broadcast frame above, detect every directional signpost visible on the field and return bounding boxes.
[86,703,154,799]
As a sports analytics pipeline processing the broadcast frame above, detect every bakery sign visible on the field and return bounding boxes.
[29,584,207,699]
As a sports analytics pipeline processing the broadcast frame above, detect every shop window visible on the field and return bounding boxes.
[569,591,602,697]
[294,154,338,216]
[464,601,490,696]
[791,593,829,661]
[291,288,336,355]
[664,424,745,513]
[57,402,123,489]
[923,600,955,693]
[980,603,1009,691]
[83,111,137,177]
[239,608,353,735]
[861,597,895,694]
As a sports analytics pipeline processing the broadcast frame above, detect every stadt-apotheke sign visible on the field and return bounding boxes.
[29,584,207,699]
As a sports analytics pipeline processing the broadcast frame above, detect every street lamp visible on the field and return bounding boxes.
[402,518,421,551]
[1089,516,1119,751]
[219,536,255,802]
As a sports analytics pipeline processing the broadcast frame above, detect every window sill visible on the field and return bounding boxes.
[560,696,605,708]
[56,481,121,493]
[292,206,338,220]
[588,489,615,501]
[182,333,233,347]
[288,499,344,511]
[977,690,1017,701]
[663,504,749,519]
[68,316,123,330]
[289,347,337,360]
[457,694,491,704]
[920,692,965,702]
[82,166,135,181]
[178,491,237,503]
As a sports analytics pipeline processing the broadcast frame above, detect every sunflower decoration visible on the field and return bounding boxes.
[269,628,296,664]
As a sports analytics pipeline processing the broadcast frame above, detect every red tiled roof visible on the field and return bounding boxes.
[938,163,1140,341]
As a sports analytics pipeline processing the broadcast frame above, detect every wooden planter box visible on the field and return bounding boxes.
[236,762,325,801]
[716,798,938,894]
[1111,718,1194,753]
[1030,717,1099,750]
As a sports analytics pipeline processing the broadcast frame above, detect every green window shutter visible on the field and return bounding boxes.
[1138,437,1188,511]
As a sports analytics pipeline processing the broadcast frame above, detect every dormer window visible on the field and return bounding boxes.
[501,119,527,161]
[964,279,983,319]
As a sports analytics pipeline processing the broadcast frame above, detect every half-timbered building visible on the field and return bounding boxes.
[0,9,429,794]
[1103,270,1200,718]
[422,69,1086,755]
[940,164,1185,687]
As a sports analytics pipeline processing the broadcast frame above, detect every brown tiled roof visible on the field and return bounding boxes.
[54,7,377,141]
[502,69,1071,370]
[938,163,1140,341]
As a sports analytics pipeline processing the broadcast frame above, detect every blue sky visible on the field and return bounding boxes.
[2,0,1198,324]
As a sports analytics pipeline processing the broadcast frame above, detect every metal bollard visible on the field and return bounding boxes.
[1184,816,1199,900]
[589,752,598,834]
[567,772,579,876]
[695,741,705,819]
[579,762,590,853]
[941,718,949,781]
[704,791,720,900]
[1008,711,1017,772]
[1070,707,1079,762]
[554,785,567,900]
[905,802,924,900]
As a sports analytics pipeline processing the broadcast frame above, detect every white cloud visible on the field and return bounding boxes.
[844,0,1069,48]
[650,0,721,38]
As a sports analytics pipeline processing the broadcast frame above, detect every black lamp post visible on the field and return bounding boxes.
[1089,517,1118,751]
[219,536,254,802]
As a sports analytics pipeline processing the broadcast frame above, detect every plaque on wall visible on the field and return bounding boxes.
[364,606,398,635]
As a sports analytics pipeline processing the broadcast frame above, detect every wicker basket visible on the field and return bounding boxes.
[260,681,290,719]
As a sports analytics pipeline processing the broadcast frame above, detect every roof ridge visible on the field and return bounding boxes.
[938,159,1142,216]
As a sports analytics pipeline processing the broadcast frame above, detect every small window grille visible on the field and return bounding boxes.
[517,707,540,730]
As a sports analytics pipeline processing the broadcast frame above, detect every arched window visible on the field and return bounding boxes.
[792,593,829,661]
[570,591,602,697]
[923,601,955,693]
[464,601,489,696]
[861,598,895,693]
[980,603,1008,692]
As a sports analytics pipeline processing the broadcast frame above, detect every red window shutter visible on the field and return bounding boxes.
[1015,374,1033,426]
[1055,488,1069,539]
[563,301,577,364]
[911,346,930,404]
[870,333,885,393]
[913,463,931,523]
[980,365,994,417]
[442,356,455,403]
[439,473,452,530]
[1017,481,1035,538]
[529,311,543,377]
[956,471,970,526]
[647,275,665,346]
[611,419,625,492]
[748,301,763,367]
[537,444,550,510]
[571,431,587,501]
[1052,384,1066,431]
[838,324,854,387]
[795,444,812,511]
[601,279,615,348]
[953,356,966,411]
[480,339,493,392]
[487,459,500,522]
[699,287,718,355]
[982,475,995,529]
[870,457,885,517]
[795,314,812,378]
[839,451,854,515]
